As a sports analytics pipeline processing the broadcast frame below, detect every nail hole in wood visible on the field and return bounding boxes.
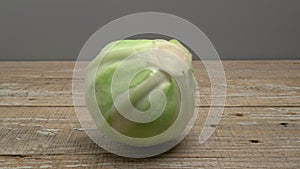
[249,140,260,143]
[280,122,288,127]
[210,124,218,127]
[235,113,244,117]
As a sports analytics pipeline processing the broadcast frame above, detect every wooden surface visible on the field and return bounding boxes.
[0,60,299,168]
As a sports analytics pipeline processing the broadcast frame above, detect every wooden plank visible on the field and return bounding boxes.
[1,155,299,168]
[0,61,299,79]
[0,61,75,79]
[0,78,72,106]
[0,61,299,107]
[0,77,299,107]
[1,107,299,159]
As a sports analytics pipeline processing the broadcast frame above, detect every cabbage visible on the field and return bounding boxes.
[85,39,195,147]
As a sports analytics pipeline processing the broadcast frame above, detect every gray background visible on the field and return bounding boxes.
[0,0,299,60]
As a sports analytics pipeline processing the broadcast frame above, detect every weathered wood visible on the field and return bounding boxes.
[1,78,299,106]
[1,61,299,79]
[0,61,299,107]
[0,107,300,158]
[0,61,299,168]
[1,155,299,168]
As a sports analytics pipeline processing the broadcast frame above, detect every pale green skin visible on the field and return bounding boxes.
[85,39,194,146]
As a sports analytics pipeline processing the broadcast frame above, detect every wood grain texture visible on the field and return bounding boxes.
[0,60,300,168]
[0,61,299,107]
